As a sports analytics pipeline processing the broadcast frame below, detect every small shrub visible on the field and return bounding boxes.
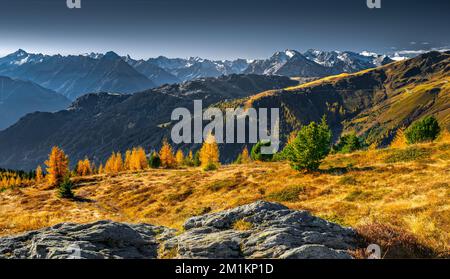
[272,151,286,162]
[149,152,161,168]
[333,133,366,154]
[338,176,358,185]
[207,179,239,192]
[267,185,305,202]
[283,116,332,171]
[193,151,201,167]
[203,162,218,171]
[58,176,74,199]
[233,219,253,231]
[344,190,368,202]
[165,188,193,202]
[251,141,274,162]
[405,116,441,144]
[384,147,431,163]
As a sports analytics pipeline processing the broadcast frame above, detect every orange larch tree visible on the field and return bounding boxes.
[199,133,220,170]
[241,146,251,164]
[159,139,177,168]
[45,146,69,187]
[35,165,44,184]
[176,150,184,166]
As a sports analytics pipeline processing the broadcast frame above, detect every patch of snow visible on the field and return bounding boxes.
[360,51,378,57]
[285,50,296,58]
[14,56,29,65]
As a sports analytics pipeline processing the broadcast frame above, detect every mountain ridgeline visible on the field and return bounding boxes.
[0,76,70,130]
[0,49,393,101]
[0,50,155,100]
[0,75,298,170]
[0,52,448,171]
[243,51,450,146]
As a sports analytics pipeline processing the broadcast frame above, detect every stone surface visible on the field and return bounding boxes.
[0,201,359,259]
[0,220,175,259]
[168,201,358,259]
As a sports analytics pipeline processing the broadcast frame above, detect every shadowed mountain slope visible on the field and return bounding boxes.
[0,75,297,170]
[0,76,70,130]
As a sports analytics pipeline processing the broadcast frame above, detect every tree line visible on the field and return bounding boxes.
[3,115,444,197]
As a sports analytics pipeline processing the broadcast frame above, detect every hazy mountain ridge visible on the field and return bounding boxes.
[0,76,70,130]
[0,48,398,100]
[0,50,155,100]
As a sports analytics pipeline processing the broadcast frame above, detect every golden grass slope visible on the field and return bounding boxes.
[0,141,449,255]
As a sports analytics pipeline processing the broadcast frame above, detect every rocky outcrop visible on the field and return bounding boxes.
[0,221,175,259]
[163,201,358,259]
[0,201,359,259]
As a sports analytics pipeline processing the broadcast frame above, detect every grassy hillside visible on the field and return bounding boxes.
[1,141,449,256]
[228,51,450,147]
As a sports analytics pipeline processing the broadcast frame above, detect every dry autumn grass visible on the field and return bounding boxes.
[0,141,449,257]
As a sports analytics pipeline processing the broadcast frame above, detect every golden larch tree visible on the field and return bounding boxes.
[176,150,185,166]
[240,146,251,164]
[128,147,148,171]
[104,153,116,173]
[104,152,123,174]
[98,164,104,174]
[390,128,407,148]
[199,133,220,169]
[35,165,44,184]
[45,146,69,187]
[159,139,177,168]
[114,152,124,173]
[135,147,149,170]
[124,149,132,170]
[76,157,93,176]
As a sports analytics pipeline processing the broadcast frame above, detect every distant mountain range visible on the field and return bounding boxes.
[0,50,155,100]
[0,51,448,170]
[0,76,70,130]
[0,48,395,101]
[244,49,392,77]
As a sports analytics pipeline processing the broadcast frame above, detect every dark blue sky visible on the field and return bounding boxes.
[0,0,449,59]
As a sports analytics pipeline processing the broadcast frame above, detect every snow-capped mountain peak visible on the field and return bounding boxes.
[285,49,297,58]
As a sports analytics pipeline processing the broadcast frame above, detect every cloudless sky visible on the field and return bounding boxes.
[0,0,449,59]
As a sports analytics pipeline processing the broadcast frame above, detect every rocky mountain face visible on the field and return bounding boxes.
[0,50,155,100]
[304,49,392,72]
[0,76,70,130]
[124,56,181,86]
[0,201,360,259]
[0,74,297,170]
[147,56,251,82]
[245,49,393,77]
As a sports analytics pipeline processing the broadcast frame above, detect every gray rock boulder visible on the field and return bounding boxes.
[0,220,175,259]
[165,201,358,259]
[0,201,359,259]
